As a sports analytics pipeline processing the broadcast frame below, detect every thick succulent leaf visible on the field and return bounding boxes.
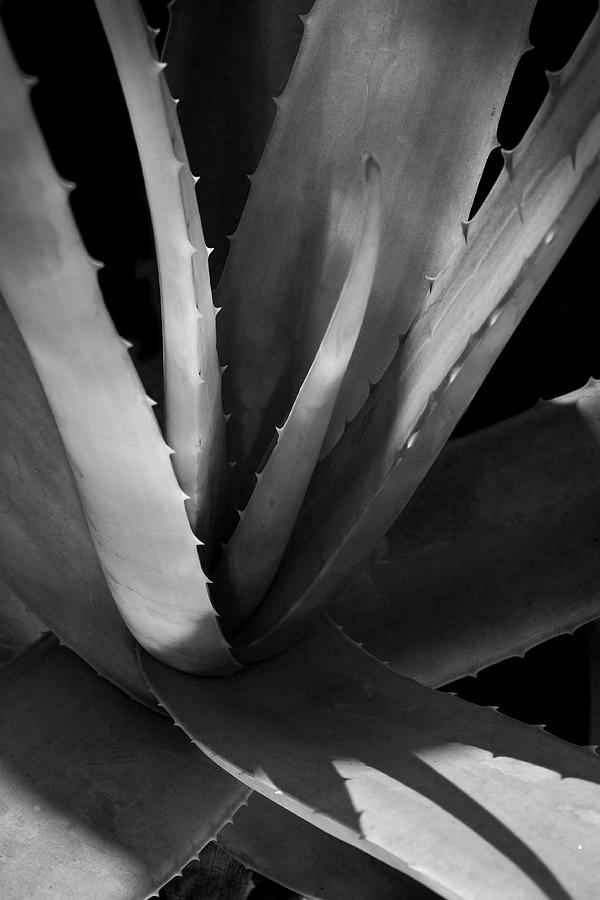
[329,381,600,687]
[0,636,248,900]
[215,0,535,500]
[0,295,155,703]
[162,0,311,272]
[234,14,600,662]
[95,0,228,552]
[216,156,381,631]
[219,793,437,900]
[0,24,238,674]
[142,618,600,900]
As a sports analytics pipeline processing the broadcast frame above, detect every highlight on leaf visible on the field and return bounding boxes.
[0,14,238,675]
[95,0,228,556]
[215,154,382,634]
[232,11,600,663]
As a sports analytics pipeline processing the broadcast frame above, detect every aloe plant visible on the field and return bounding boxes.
[1,0,600,897]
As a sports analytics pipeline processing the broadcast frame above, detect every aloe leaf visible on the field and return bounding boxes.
[213,0,535,501]
[0,636,248,900]
[330,381,600,687]
[0,23,238,674]
[94,0,227,552]
[142,618,600,900]
[219,792,437,900]
[234,14,600,662]
[0,294,157,703]
[216,156,381,631]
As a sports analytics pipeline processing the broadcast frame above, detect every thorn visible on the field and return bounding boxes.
[460,219,470,243]
[406,430,419,450]
[487,308,501,328]
[545,69,562,97]
[220,364,228,374]
[543,227,557,246]
[501,148,515,179]
[424,274,437,293]
[448,365,460,385]
[89,256,105,270]
[214,306,222,317]
[120,337,134,350]
[165,444,175,455]
[255,471,263,482]
[147,25,161,37]
[56,174,76,193]
[224,412,232,422]
[155,60,168,72]
[192,174,200,186]
[206,245,214,256]
[145,394,157,407]
[21,73,39,90]
[236,508,246,521]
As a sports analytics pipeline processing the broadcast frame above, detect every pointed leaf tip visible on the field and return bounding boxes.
[216,154,382,629]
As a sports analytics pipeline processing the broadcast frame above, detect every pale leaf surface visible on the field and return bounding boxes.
[219,792,437,900]
[330,382,600,687]
[0,637,248,900]
[95,0,227,550]
[216,156,381,630]
[142,619,600,900]
[235,15,600,661]
[215,0,535,499]
[0,23,238,673]
[0,295,154,703]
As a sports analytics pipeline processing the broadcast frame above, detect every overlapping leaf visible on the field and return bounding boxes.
[330,381,600,687]
[143,619,600,900]
[96,0,228,553]
[212,0,535,501]
[234,14,600,662]
[216,156,381,631]
[0,637,248,900]
[0,21,238,674]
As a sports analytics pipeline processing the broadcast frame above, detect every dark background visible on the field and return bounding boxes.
[1,0,598,756]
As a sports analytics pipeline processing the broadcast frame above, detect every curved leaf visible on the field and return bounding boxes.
[142,619,600,900]
[95,0,228,553]
[0,22,238,673]
[219,792,437,900]
[330,381,600,686]
[0,295,154,703]
[234,14,600,662]
[216,0,535,501]
[216,156,381,631]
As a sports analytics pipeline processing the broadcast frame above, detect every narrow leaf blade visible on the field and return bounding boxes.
[235,14,600,662]
[0,22,238,673]
[216,156,381,630]
[95,0,228,552]
[216,0,535,500]
[331,381,600,686]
